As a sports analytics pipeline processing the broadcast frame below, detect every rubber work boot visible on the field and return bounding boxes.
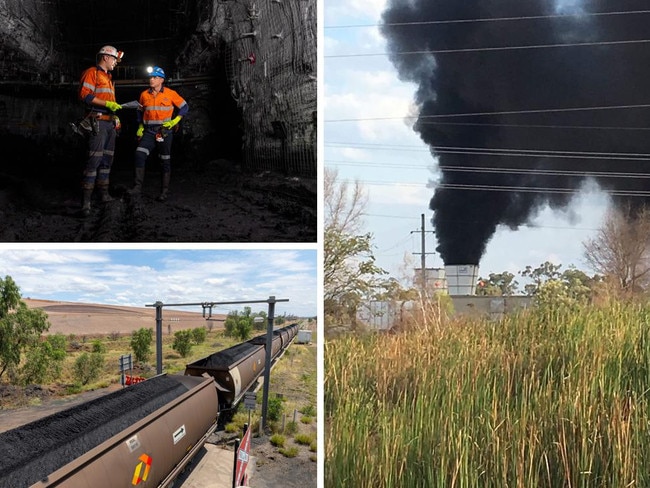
[129,167,145,195]
[81,188,93,216]
[98,185,113,203]
[157,172,171,202]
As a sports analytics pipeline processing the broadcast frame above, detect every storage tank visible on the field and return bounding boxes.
[296,329,312,344]
[444,264,479,295]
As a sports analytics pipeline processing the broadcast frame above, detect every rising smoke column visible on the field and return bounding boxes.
[381,0,650,265]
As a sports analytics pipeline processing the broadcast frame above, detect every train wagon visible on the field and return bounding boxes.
[185,323,299,411]
[1,375,218,488]
[185,340,266,410]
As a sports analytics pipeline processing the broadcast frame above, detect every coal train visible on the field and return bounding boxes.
[0,323,299,488]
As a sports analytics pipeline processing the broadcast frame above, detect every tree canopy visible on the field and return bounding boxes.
[324,168,391,330]
[0,276,51,382]
[583,205,650,294]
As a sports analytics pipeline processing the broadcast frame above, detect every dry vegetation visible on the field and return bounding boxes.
[216,339,318,488]
[326,299,650,487]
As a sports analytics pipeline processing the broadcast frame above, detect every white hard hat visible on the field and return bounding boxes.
[97,45,124,62]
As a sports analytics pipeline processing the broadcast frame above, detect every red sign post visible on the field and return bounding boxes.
[233,424,251,487]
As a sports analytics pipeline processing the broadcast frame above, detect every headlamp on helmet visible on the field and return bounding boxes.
[98,45,124,63]
[147,66,166,79]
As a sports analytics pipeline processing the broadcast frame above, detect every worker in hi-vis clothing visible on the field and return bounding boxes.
[130,66,188,202]
[78,45,123,216]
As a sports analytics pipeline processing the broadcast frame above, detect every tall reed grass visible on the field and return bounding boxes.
[325,300,650,487]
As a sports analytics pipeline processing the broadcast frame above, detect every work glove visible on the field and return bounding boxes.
[162,116,182,129]
[136,124,144,139]
[105,100,122,112]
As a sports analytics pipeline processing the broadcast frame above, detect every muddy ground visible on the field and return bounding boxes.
[0,162,317,243]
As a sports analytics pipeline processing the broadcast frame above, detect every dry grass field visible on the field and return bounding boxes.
[24,298,226,337]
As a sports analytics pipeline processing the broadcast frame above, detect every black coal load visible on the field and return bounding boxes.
[187,341,259,368]
[0,375,189,488]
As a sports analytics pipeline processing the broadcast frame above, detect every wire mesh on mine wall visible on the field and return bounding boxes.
[222,0,317,178]
[243,120,316,177]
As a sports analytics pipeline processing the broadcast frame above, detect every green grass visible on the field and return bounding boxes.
[21,329,243,394]
[325,300,650,487]
[295,433,316,445]
[279,446,299,458]
[271,434,286,447]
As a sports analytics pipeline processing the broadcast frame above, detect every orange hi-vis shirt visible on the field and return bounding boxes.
[79,66,116,115]
[138,87,189,126]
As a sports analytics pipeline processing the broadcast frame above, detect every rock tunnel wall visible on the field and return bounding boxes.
[177,0,317,176]
[0,0,316,177]
[0,0,66,80]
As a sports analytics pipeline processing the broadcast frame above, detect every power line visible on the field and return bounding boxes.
[325,9,650,29]
[340,178,650,197]
[363,212,421,220]
[438,183,650,197]
[439,166,650,178]
[325,38,650,58]
[328,160,650,179]
[415,120,650,132]
[341,179,425,188]
[324,103,650,123]
[363,212,601,233]
[325,142,650,161]
[327,141,650,157]
[332,149,650,161]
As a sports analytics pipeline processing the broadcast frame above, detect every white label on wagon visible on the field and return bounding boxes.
[173,425,187,445]
[126,435,141,453]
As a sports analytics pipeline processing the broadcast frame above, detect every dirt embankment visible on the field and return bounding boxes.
[24,298,224,337]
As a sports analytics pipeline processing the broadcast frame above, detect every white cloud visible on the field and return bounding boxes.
[339,147,371,161]
[205,277,229,286]
[326,72,419,145]
[11,265,45,276]
[325,0,387,25]
[0,250,317,317]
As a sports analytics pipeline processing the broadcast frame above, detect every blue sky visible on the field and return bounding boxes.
[324,0,611,284]
[0,247,317,317]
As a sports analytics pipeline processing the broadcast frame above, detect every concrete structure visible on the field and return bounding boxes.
[296,329,312,344]
[357,301,399,331]
[445,264,480,296]
[414,267,448,292]
[450,295,532,319]
[177,443,257,488]
[357,295,532,331]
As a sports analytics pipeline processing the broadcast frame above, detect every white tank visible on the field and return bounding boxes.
[444,264,479,296]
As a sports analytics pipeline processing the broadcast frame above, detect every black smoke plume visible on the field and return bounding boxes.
[381,0,650,265]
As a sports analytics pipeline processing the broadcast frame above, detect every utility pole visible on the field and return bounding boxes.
[262,296,277,430]
[410,213,436,291]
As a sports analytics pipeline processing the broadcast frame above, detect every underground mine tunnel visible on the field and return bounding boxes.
[0,0,317,242]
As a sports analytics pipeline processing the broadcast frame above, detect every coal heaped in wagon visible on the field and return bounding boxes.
[0,374,218,488]
[184,323,299,410]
